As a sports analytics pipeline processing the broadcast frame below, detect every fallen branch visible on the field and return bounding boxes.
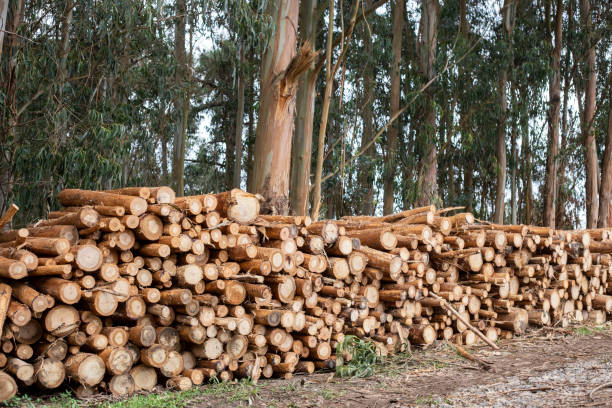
[430,292,500,350]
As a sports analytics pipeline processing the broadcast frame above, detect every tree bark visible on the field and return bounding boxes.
[383,0,404,215]
[520,86,533,224]
[246,56,256,193]
[160,115,169,185]
[510,84,518,224]
[233,45,246,189]
[172,0,188,196]
[0,0,8,61]
[311,0,336,220]
[252,0,301,215]
[415,0,440,206]
[446,96,456,204]
[0,0,24,214]
[493,0,517,224]
[357,0,376,215]
[598,73,612,227]
[458,0,473,213]
[543,0,562,228]
[55,0,73,144]
[556,0,573,228]
[290,0,318,216]
[580,0,598,228]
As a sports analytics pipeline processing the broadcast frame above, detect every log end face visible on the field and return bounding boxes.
[129,198,148,217]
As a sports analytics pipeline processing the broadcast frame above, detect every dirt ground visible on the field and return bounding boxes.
[189,324,612,408]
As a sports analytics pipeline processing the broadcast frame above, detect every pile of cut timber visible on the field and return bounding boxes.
[0,187,610,400]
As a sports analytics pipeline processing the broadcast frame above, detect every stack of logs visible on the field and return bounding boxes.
[0,187,610,400]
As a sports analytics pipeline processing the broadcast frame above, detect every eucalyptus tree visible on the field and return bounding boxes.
[252,0,315,215]
[543,0,563,228]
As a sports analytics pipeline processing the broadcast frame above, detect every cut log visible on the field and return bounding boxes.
[35,358,65,389]
[59,189,148,216]
[65,353,106,386]
[131,365,157,391]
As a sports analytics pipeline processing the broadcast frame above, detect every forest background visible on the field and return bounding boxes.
[0,0,610,229]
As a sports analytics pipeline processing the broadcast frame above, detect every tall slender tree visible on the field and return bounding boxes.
[233,45,246,189]
[598,72,612,227]
[415,0,440,206]
[458,0,473,213]
[290,0,318,215]
[357,0,376,215]
[580,0,598,228]
[493,0,517,223]
[173,0,189,196]
[383,0,404,215]
[543,0,562,228]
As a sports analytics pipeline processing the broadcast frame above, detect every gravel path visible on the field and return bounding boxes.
[188,325,612,407]
[436,358,612,407]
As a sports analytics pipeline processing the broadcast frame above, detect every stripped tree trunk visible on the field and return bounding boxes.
[383,0,404,215]
[543,0,562,228]
[252,0,304,215]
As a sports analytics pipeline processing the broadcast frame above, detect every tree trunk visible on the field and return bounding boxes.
[0,0,24,214]
[520,87,533,225]
[444,98,456,205]
[0,0,8,61]
[290,0,318,216]
[311,0,336,221]
[383,0,404,215]
[252,0,301,215]
[458,0,472,213]
[580,0,598,228]
[543,0,562,228]
[159,112,169,185]
[598,73,612,227]
[233,45,246,189]
[357,0,376,215]
[415,0,440,206]
[172,0,188,196]
[493,0,517,224]
[509,85,518,225]
[556,0,573,228]
[246,57,256,193]
[55,0,73,144]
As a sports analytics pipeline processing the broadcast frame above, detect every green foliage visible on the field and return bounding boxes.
[335,335,383,378]
[0,0,610,228]
[3,378,260,408]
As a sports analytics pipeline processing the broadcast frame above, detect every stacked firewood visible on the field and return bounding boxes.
[0,188,610,401]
